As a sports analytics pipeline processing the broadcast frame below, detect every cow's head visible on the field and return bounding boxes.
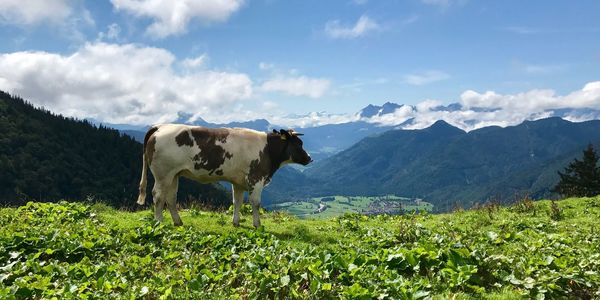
[275,129,312,166]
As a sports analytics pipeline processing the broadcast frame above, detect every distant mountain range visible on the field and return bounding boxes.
[100,102,600,212]
[5,90,600,212]
[112,101,600,162]
[263,117,600,211]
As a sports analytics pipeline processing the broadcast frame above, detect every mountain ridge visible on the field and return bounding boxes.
[263,117,600,211]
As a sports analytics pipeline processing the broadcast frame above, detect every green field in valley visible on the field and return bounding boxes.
[1,197,599,299]
[266,195,434,219]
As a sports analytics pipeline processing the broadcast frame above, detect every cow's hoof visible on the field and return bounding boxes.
[233,222,240,227]
[174,221,183,226]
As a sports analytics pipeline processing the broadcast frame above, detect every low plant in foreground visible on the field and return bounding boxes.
[0,199,599,299]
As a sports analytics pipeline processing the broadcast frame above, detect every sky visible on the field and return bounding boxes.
[0,0,599,128]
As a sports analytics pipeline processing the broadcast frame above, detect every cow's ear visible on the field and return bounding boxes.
[279,129,290,140]
[272,129,278,134]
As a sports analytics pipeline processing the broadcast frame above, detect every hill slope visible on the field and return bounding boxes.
[0,91,229,208]
[266,118,600,210]
[1,197,598,298]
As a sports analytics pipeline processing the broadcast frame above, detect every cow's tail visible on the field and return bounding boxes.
[137,125,160,205]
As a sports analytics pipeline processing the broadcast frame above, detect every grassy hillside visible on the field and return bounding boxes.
[1,197,599,299]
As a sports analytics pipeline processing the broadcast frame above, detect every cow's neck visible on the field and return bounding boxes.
[266,133,289,177]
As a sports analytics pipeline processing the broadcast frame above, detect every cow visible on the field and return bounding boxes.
[136,124,312,228]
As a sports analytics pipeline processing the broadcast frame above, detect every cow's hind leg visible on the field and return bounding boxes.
[232,184,244,227]
[152,180,167,222]
[165,176,183,226]
[249,188,263,228]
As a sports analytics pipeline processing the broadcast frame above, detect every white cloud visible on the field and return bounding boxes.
[0,0,72,25]
[325,15,380,39]
[181,54,208,69]
[259,62,275,70]
[97,23,122,41]
[110,0,245,38]
[519,63,567,74]
[0,42,252,125]
[272,112,360,128]
[363,81,600,131]
[261,76,331,98]
[403,70,450,85]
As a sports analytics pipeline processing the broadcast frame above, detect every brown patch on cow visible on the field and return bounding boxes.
[248,150,270,191]
[175,130,194,147]
[247,133,290,191]
[143,126,160,165]
[190,127,233,175]
[143,126,159,148]
[146,135,157,165]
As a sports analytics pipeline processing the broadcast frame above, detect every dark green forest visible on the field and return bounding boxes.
[0,91,229,209]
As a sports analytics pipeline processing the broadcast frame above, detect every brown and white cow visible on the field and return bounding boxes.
[136,124,312,228]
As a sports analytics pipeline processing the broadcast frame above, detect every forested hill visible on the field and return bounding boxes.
[304,118,600,210]
[0,91,229,208]
[262,118,600,211]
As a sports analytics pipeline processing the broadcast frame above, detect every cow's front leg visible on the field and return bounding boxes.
[231,184,244,227]
[248,188,263,228]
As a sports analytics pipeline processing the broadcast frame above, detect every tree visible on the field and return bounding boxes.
[554,144,600,197]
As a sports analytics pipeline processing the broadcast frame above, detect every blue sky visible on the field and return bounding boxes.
[0,0,599,128]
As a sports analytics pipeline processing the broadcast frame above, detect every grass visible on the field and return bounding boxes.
[1,197,599,299]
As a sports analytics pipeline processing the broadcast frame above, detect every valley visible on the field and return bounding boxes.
[265,195,433,218]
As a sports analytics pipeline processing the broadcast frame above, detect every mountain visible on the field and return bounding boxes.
[296,121,393,161]
[111,100,600,163]
[264,117,600,211]
[0,91,230,208]
[358,102,403,118]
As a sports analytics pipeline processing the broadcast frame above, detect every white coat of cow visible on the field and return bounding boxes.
[136,124,312,227]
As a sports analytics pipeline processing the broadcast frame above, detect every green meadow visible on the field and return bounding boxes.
[1,197,599,299]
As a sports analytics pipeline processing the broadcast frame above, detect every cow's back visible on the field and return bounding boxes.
[148,124,267,187]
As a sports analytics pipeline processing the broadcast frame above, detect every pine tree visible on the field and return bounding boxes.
[554,144,600,197]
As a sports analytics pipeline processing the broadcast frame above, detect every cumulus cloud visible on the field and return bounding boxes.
[181,54,208,69]
[110,0,245,38]
[0,42,252,125]
[0,0,72,25]
[324,15,380,39]
[261,76,331,99]
[272,112,360,128]
[364,82,600,131]
[97,23,122,41]
[403,70,450,85]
